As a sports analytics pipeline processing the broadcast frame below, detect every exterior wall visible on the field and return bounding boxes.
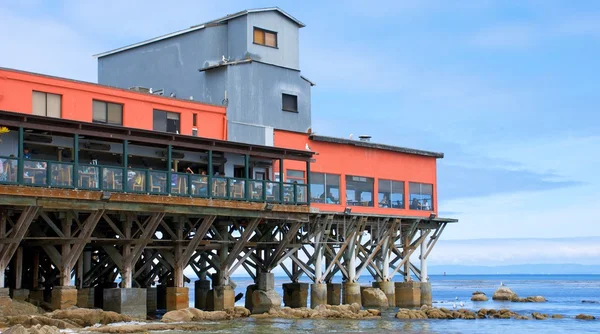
[98,25,228,104]
[226,62,311,140]
[274,130,439,217]
[0,68,227,139]
[246,11,300,70]
[227,16,249,61]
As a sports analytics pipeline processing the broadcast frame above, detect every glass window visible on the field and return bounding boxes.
[345,175,374,207]
[286,169,304,183]
[409,182,434,211]
[378,179,404,209]
[282,94,298,112]
[311,172,340,204]
[93,100,123,125]
[253,27,277,47]
[153,110,180,134]
[32,91,61,118]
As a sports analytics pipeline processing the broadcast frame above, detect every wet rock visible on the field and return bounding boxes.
[0,301,43,317]
[256,303,378,319]
[3,324,60,334]
[471,292,488,302]
[46,308,131,327]
[515,315,529,320]
[531,312,548,320]
[582,300,599,304]
[161,308,238,322]
[551,314,564,319]
[492,287,518,301]
[575,314,596,320]
[84,323,209,333]
[251,290,281,314]
[511,296,547,303]
[361,288,388,308]
[0,315,77,329]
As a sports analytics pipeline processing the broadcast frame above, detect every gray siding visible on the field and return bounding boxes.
[227,16,248,61]
[246,11,300,70]
[227,121,268,146]
[226,62,310,134]
[98,25,228,101]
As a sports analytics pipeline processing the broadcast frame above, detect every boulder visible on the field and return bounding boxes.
[531,312,548,320]
[46,308,131,327]
[161,307,237,322]
[492,287,518,301]
[551,314,564,319]
[575,314,596,320]
[471,292,488,302]
[3,324,60,334]
[511,296,547,303]
[252,303,379,319]
[361,288,388,308]
[251,290,281,314]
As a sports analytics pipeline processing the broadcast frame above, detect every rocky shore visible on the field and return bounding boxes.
[396,306,596,321]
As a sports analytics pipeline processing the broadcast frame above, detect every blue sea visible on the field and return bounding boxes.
[182,274,600,333]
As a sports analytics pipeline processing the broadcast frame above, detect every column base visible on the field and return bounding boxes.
[257,272,275,291]
[146,287,157,313]
[395,282,422,308]
[77,287,95,308]
[0,288,11,307]
[360,287,388,307]
[420,281,432,306]
[194,280,211,310]
[51,286,77,310]
[310,283,327,308]
[251,289,281,314]
[282,283,308,308]
[29,289,45,304]
[213,286,234,311]
[327,283,341,305]
[342,282,361,307]
[244,284,257,312]
[373,281,395,307]
[94,282,117,309]
[10,289,30,302]
[103,288,147,319]
[166,287,189,311]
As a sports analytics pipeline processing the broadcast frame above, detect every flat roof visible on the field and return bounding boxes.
[95,7,305,58]
[309,135,444,158]
[0,110,313,162]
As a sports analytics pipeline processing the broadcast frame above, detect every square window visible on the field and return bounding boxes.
[32,91,62,118]
[93,100,123,125]
[253,27,277,48]
[153,109,180,134]
[282,94,298,112]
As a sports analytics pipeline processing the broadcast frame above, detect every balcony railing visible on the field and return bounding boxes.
[0,156,308,205]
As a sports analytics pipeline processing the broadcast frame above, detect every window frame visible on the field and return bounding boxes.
[253,27,278,48]
[153,109,181,134]
[286,169,305,184]
[92,99,123,125]
[378,179,405,209]
[408,182,434,211]
[345,175,375,207]
[32,91,62,118]
[282,93,298,113]
[310,172,341,204]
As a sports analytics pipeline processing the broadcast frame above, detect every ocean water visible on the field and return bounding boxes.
[182,275,600,334]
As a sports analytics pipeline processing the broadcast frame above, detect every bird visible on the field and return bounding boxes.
[305,143,311,151]
[459,302,464,307]
[149,88,153,94]
[189,96,194,100]
[349,133,353,140]
[500,282,504,286]
[452,303,457,309]
[455,296,458,300]
[170,92,176,98]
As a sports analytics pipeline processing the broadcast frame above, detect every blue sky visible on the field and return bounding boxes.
[1,1,599,264]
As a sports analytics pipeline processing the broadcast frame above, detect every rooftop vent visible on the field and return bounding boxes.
[358,135,371,142]
[129,86,151,93]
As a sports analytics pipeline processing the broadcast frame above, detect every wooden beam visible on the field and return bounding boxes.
[126,213,165,266]
[177,216,216,267]
[220,218,261,271]
[0,206,39,269]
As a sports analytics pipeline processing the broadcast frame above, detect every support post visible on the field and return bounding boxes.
[122,219,133,288]
[166,144,172,194]
[73,134,79,186]
[59,213,72,286]
[244,154,250,200]
[14,247,23,290]
[18,127,24,184]
[420,230,428,283]
[278,158,284,203]
[306,160,311,204]
[208,150,213,197]
[122,139,128,190]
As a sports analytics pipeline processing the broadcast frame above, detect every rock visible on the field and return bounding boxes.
[552,314,564,319]
[251,290,281,314]
[1,315,78,329]
[254,303,378,319]
[515,315,529,320]
[161,308,233,322]
[492,287,518,301]
[511,296,547,303]
[361,288,388,308]
[582,300,599,304]
[3,324,60,334]
[0,301,43,317]
[228,306,251,318]
[471,292,488,302]
[531,312,548,320]
[83,323,209,333]
[46,308,131,327]
[575,314,596,320]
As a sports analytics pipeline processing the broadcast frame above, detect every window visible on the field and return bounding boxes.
[378,180,405,209]
[282,94,298,113]
[193,114,197,126]
[286,170,305,183]
[92,100,123,125]
[409,182,434,211]
[345,175,374,207]
[253,27,277,47]
[153,110,180,134]
[192,128,198,137]
[32,91,61,118]
[310,173,340,204]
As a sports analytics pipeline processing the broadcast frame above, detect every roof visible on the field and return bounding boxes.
[94,7,305,58]
[0,110,314,162]
[309,135,444,158]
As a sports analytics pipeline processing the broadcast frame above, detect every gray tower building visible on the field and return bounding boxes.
[96,8,313,146]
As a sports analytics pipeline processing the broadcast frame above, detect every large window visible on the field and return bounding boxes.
[93,100,123,125]
[378,179,405,209]
[286,170,305,183]
[153,110,180,134]
[253,27,277,47]
[346,175,374,207]
[32,91,61,118]
[282,94,298,112]
[310,173,340,204]
[409,182,433,211]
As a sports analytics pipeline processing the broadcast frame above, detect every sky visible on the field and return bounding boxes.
[1,0,599,266]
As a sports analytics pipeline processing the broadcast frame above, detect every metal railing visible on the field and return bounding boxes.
[0,156,308,205]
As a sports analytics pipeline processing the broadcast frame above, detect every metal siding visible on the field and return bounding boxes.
[227,16,248,61]
[246,11,300,70]
[228,121,267,145]
[98,25,228,103]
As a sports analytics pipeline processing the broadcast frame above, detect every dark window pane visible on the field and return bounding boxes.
[282,94,298,112]
[193,113,197,126]
[409,182,433,211]
[345,175,374,207]
[153,110,166,132]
